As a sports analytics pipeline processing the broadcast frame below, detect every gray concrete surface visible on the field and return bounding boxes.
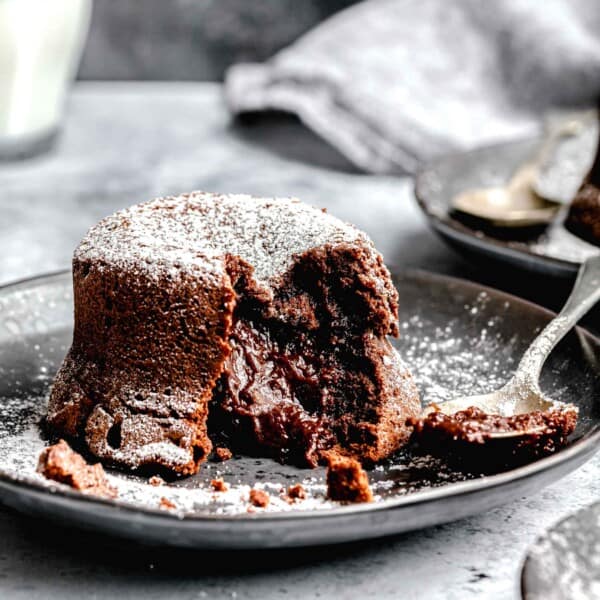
[0,82,598,599]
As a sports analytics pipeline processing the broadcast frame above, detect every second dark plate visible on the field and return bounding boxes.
[414,138,599,279]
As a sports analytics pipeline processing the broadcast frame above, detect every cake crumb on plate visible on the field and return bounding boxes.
[287,483,306,501]
[326,454,373,503]
[37,439,116,499]
[214,447,233,462]
[249,488,270,508]
[159,497,177,510]
[210,477,229,492]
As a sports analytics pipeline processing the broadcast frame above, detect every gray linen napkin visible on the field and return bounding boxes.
[225,0,600,174]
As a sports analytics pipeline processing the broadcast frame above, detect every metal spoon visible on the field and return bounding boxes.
[423,253,600,438]
[452,118,584,227]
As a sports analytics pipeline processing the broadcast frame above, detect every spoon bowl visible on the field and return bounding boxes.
[452,176,562,228]
[451,117,585,228]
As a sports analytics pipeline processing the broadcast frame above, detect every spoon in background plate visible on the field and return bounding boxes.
[452,117,586,228]
[415,252,600,442]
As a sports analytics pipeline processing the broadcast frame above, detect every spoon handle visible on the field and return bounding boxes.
[513,254,600,387]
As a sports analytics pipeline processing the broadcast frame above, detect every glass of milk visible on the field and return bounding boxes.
[0,0,92,159]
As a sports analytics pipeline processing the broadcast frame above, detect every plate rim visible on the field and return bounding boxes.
[413,138,582,276]
[1,268,599,525]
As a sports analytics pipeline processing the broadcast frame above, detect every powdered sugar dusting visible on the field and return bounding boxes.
[75,192,371,284]
[402,291,515,406]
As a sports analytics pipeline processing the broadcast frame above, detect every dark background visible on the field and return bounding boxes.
[78,0,358,81]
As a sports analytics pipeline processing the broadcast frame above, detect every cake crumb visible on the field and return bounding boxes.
[210,477,229,492]
[249,488,270,508]
[159,497,177,510]
[326,454,373,503]
[37,440,117,499]
[287,483,306,501]
[148,475,164,487]
[214,447,233,462]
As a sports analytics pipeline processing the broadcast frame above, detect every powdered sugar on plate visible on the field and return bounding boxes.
[0,271,593,518]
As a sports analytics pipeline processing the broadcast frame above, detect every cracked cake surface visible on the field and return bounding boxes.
[47,192,420,475]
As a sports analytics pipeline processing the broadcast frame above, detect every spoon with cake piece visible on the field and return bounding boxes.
[409,252,600,456]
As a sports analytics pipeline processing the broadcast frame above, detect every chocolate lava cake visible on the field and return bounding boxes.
[566,122,600,245]
[47,192,420,476]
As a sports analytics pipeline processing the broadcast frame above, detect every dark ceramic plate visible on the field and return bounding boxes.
[0,270,599,549]
[414,138,599,280]
[521,501,600,599]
